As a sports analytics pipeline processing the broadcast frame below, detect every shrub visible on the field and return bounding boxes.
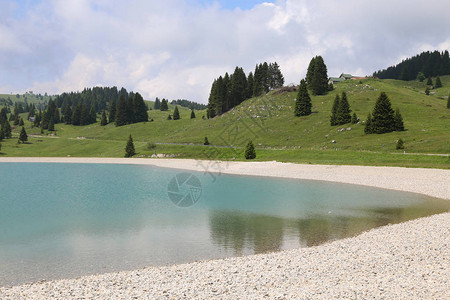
[396,138,405,150]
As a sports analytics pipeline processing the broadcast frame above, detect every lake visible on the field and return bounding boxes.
[0,162,448,287]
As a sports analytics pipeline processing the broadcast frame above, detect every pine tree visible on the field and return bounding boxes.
[100,111,108,126]
[393,108,405,131]
[167,114,172,120]
[204,137,209,145]
[190,110,196,119]
[396,138,405,150]
[425,87,430,95]
[19,126,27,143]
[154,97,161,110]
[3,120,11,138]
[173,106,180,120]
[330,94,340,126]
[364,113,373,134]
[246,72,254,99]
[133,93,149,123]
[89,106,96,124]
[308,56,329,95]
[447,94,450,109]
[0,127,4,141]
[19,118,24,126]
[294,79,312,116]
[435,76,442,88]
[115,94,129,126]
[160,99,169,111]
[244,141,256,159]
[335,92,352,125]
[71,104,82,125]
[48,117,55,131]
[80,104,89,125]
[63,104,72,124]
[124,134,135,158]
[109,98,116,123]
[351,113,358,124]
[426,76,432,85]
[306,57,316,88]
[368,92,396,134]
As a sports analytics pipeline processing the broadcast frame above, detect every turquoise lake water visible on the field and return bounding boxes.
[0,162,448,287]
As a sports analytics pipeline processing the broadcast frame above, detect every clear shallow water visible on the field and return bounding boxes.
[0,162,448,287]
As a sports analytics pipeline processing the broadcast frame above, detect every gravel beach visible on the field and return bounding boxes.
[0,158,448,299]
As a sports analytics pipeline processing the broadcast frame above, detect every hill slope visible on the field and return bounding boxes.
[1,77,449,168]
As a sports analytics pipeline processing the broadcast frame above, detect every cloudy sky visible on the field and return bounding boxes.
[1,0,449,103]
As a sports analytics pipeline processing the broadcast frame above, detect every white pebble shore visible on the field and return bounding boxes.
[0,158,448,299]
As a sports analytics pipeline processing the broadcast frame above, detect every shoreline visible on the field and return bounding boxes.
[1,157,449,200]
[0,157,449,299]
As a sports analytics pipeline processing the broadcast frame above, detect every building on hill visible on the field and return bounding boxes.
[329,73,368,85]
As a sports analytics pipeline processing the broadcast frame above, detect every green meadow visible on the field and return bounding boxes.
[1,76,449,168]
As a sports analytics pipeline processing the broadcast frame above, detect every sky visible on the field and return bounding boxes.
[1,0,449,103]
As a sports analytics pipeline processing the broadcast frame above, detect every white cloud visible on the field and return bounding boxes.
[2,0,450,102]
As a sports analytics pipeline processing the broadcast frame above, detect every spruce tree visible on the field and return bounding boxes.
[396,138,405,150]
[294,79,312,116]
[364,113,373,134]
[0,142,2,152]
[115,94,129,126]
[89,106,96,124]
[351,113,358,124]
[190,110,196,119]
[19,118,24,126]
[393,108,405,131]
[306,57,316,88]
[330,94,340,126]
[109,98,116,123]
[426,76,432,85]
[335,92,352,125]
[3,120,11,138]
[369,92,396,134]
[0,127,4,141]
[447,94,450,109]
[160,99,168,111]
[71,104,82,125]
[204,137,209,145]
[309,56,329,95]
[100,111,108,126]
[64,104,72,124]
[124,134,135,158]
[133,93,149,123]
[154,97,161,110]
[425,87,430,95]
[80,104,89,125]
[435,76,442,88]
[244,141,256,159]
[19,126,27,143]
[173,106,180,120]
[48,117,55,131]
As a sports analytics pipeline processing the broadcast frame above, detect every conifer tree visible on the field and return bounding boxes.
[89,106,96,124]
[396,138,405,150]
[425,87,430,95]
[435,76,442,88]
[351,113,358,124]
[244,141,256,159]
[48,117,55,131]
[416,72,425,82]
[133,93,149,123]
[124,134,135,158]
[190,110,196,119]
[63,104,72,124]
[307,56,329,95]
[0,127,4,141]
[367,92,396,134]
[19,126,27,143]
[80,104,89,125]
[447,94,450,109]
[330,94,340,126]
[204,137,209,145]
[100,111,108,126]
[19,118,24,126]
[154,97,161,110]
[426,76,432,85]
[71,104,82,125]
[109,98,116,123]
[335,92,352,125]
[246,72,254,99]
[364,113,373,134]
[173,106,180,120]
[3,120,11,138]
[393,108,405,131]
[160,99,169,111]
[294,79,312,116]
[0,142,2,152]
[115,94,129,126]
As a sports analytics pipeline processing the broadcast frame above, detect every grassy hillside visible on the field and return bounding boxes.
[1,77,449,168]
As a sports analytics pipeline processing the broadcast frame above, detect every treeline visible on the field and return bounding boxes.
[373,50,450,81]
[170,99,207,110]
[207,62,284,118]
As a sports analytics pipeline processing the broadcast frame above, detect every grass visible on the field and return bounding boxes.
[0,77,449,168]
